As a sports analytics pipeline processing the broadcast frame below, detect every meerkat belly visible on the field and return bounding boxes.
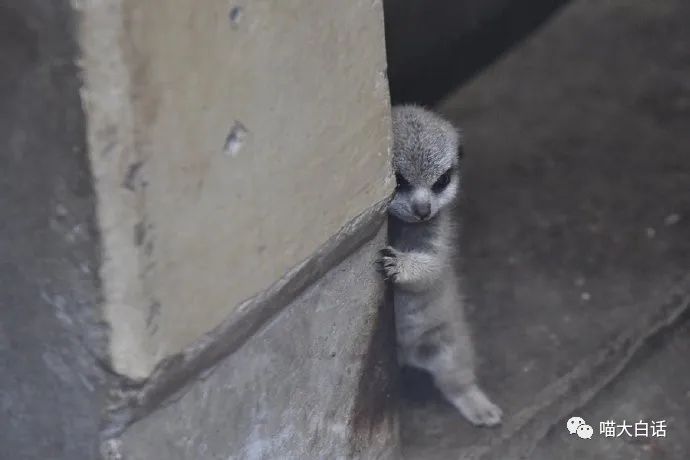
[394,281,455,349]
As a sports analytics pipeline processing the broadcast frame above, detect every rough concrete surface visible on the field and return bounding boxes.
[0,1,108,459]
[532,315,690,460]
[77,0,394,378]
[2,0,398,456]
[118,227,399,460]
[104,198,390,437]
[400,0,690,458]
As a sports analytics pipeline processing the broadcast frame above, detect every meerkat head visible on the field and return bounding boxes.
[389,105,462,223]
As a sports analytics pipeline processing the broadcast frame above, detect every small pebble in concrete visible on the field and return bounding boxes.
[664,213,681,226]
[122,161,143,191]
[101,438,123,460]
[645,227,656,239]
[223,121,248,157]
[65,224,85,243]
[229,6,243,28]
[55,203,68,218]
[53,295,66,310]
[581,292,591,302]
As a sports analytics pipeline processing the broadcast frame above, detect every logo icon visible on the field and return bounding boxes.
[567,416,585,434]
[577,424,594,439]
[567,416,593,439]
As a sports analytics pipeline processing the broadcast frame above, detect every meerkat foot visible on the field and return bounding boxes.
[450,385,502,427]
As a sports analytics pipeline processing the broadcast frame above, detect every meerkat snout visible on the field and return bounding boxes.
[411,192,432,220]
[413,201,431,220]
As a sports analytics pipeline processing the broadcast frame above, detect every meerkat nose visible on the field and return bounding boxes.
[413,201,431,219]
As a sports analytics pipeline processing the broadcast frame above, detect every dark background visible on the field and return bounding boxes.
[384,0,570,105]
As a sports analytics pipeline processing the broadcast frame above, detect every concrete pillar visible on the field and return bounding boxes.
[1,0,398,458]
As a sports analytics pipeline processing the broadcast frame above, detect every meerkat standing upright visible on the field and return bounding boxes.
[378,105,502,426]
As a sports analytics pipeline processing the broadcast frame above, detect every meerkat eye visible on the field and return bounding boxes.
[395,172,411,190]
[432,169,452,193]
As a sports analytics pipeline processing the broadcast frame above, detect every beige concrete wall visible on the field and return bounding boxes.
[77,0,393,379]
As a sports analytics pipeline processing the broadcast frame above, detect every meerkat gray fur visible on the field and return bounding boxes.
[377,105,502,426]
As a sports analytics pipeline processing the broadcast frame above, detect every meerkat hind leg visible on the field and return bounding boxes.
[414,336,502,427]
[437,373,503,427]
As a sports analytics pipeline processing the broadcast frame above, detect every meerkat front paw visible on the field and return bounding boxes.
[451,385,503,427]
[376,246,400,282]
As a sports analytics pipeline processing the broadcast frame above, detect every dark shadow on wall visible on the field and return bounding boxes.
[349,285,399,457]
[383,0,571,106]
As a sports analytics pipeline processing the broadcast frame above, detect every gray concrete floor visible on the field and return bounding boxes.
[399,0,690,458]
[532,317,690,460]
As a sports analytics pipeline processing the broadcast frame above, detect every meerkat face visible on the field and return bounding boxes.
[388,106,462,223]
[389,165,459,223]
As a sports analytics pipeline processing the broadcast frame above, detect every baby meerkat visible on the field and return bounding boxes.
[378,105,502,426]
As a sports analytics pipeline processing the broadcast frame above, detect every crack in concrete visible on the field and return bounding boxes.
[471,274,690,460]
[101,196,392,440]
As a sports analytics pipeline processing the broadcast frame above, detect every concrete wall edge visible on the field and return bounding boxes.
[73,0,153,379]
[102,195,392,439]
